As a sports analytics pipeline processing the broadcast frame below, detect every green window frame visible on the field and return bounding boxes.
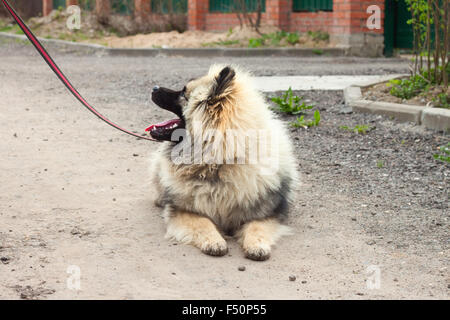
[209,0,266,13]
[293,0,333,12]
[78,0,95,11]
[151,0,188,14]
[111,0,134,15]
[54,0,95,11]
[53,0,66,10]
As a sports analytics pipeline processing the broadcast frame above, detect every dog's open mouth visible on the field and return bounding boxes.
[146,87,186,141]
[145,118,184,141]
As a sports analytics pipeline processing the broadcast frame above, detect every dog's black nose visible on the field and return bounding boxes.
[152,86,160,92]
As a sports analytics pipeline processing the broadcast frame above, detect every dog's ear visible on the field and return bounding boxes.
[207,66,235,105]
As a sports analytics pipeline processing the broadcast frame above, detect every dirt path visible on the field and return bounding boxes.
[0,42,448,299]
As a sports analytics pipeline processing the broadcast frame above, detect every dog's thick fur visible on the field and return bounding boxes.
[150,65,297,260]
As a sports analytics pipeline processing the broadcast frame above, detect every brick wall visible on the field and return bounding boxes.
[134,0,150,19]
[333,0,384,34]
[43,0,52,16]
[202,0,291,32]
[192,0,385,36]
[1,0,42,17]
[40,0,385,40]
[188,0,208,31]
[95,0,111,16]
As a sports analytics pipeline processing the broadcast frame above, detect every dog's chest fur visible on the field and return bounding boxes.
[153,144,289,233]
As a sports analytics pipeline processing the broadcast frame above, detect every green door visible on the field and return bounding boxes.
[53,0,66,10]
[395,0,414,49]
[384,0,414,56]
[384,0,438,56]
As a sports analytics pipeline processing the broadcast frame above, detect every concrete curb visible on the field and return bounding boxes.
[0,32,346,57]
[0,32,109,55]
[421,107,450,132]
[344,84,450,132]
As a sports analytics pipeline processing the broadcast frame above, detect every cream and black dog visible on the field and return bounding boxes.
[148,65,297,261]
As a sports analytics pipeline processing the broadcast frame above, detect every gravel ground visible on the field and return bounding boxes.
[0,41,448,299]
[275,90,449,254]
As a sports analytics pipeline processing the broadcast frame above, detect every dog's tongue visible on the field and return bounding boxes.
[145,118,181,132]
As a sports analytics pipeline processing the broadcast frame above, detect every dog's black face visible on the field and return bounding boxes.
[147,86,186,141]
[147,67,236,142]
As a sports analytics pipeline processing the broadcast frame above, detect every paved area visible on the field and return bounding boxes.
[254,75,406,91]
[0,41,448,300]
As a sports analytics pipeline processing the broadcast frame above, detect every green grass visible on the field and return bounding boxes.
[387,66,450,101]
[0,24,23,35]
[339,124,373,134]
[376,160,385,168]
[307,30,330,42]
[433,93,450,109]
[271,88,320,128]
[248,37,264,48]
[271,87,313,115]
[387,76,429,100]
[291,110,321,128]
[248,31,301,48]
[202,39,240,47]
[286,32,300,45]
[0,25,14,33]
[312,49,323,55]
[434,143,450,163]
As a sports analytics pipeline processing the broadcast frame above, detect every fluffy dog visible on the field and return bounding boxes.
[148,65,297,261]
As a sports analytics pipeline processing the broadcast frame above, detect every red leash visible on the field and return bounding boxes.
[1,0,159,142]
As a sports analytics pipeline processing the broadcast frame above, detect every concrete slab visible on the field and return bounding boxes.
[343,84,450,131]
[343,86,363,104]
[254,75,406,92]
[349,99,425,124]
[421,107,450,132]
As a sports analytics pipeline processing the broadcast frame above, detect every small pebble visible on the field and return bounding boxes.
[0,257,10,264]
[289,275,296,282]
[238,266,246,271]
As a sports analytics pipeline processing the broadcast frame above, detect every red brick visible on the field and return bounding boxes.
[43,0,52,16]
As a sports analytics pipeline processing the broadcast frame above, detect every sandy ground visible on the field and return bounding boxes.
[1,12,329,49]
[102,26,329,49]
[0,42,448,299]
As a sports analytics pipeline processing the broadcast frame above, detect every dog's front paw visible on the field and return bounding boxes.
[244,245,271,261]
[201,239,228,257]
